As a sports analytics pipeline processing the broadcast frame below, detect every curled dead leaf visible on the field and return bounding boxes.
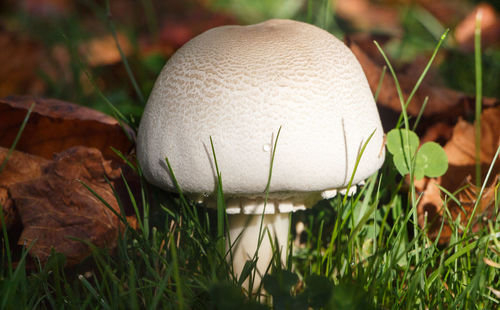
[418,106,500,243]
[0,96,135,161]
[10,146,123,265]
[0,147,50,230]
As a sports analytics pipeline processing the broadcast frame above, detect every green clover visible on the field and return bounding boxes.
[386,129,448,180]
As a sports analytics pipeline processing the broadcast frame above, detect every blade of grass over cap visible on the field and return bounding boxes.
[209,136,226,257]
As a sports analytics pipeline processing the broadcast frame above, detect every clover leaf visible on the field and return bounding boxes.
[386,129,419,176]
[386,129,448,179]
[414,142,448,179]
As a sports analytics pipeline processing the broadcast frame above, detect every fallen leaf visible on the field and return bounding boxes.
[0,147,50,187]
[420,122,454,144]
[0,147,50,230]
[10,146,123,265]
[337,0,470,33]
[347,35,500,133]
[0,31,45,97]
[418,106,500,243]
[79,33,132,67]
[0,187,17,230]
[0,96,135,161]
[348,36,464,119]
[336,0,401,34]
[455,3,500,52]
[445,107,500,167]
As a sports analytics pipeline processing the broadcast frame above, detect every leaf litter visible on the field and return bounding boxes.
[0,96,138,266]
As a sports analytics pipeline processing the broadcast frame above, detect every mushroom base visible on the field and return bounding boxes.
[227,212,290,290]
[195,185,360,214]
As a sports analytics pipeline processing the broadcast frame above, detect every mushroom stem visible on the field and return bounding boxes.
[227,212,290,289]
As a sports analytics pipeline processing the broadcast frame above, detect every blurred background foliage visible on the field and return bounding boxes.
[0,0,498,125]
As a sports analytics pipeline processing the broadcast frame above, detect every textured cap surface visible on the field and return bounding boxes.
[138,19,385,198]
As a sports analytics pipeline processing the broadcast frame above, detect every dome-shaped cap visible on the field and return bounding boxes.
[137,19,385,199]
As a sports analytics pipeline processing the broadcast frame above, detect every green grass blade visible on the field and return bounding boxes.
[0,102,35,173]
[463,145,500,239]
[169,233,185,310]
[104,0,145,105]
[374,66,387,102]
[79,274,112,310]
[209,136,226,257]
[474,11,483,187]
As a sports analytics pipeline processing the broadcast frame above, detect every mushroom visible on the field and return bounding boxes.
[137,19,385,288]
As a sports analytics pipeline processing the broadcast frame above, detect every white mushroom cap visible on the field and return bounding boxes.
[137,19,385,209]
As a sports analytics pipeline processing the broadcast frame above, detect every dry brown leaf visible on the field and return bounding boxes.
[347,35,500,135]
[336,0,468,34]
[0,96,135,161]
[420,122,454,144]
[0,31,45,97]
[10,146,123,265]
[0,147,50,187]
[347,36,465,119]
[336,0,401,34]
[418,106,500,243]
[0,187,17,230]
[455,3,500,51]
[80,33,132,67]
[0,147,50,230]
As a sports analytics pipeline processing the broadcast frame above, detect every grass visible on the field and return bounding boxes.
[1,1,500,309]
